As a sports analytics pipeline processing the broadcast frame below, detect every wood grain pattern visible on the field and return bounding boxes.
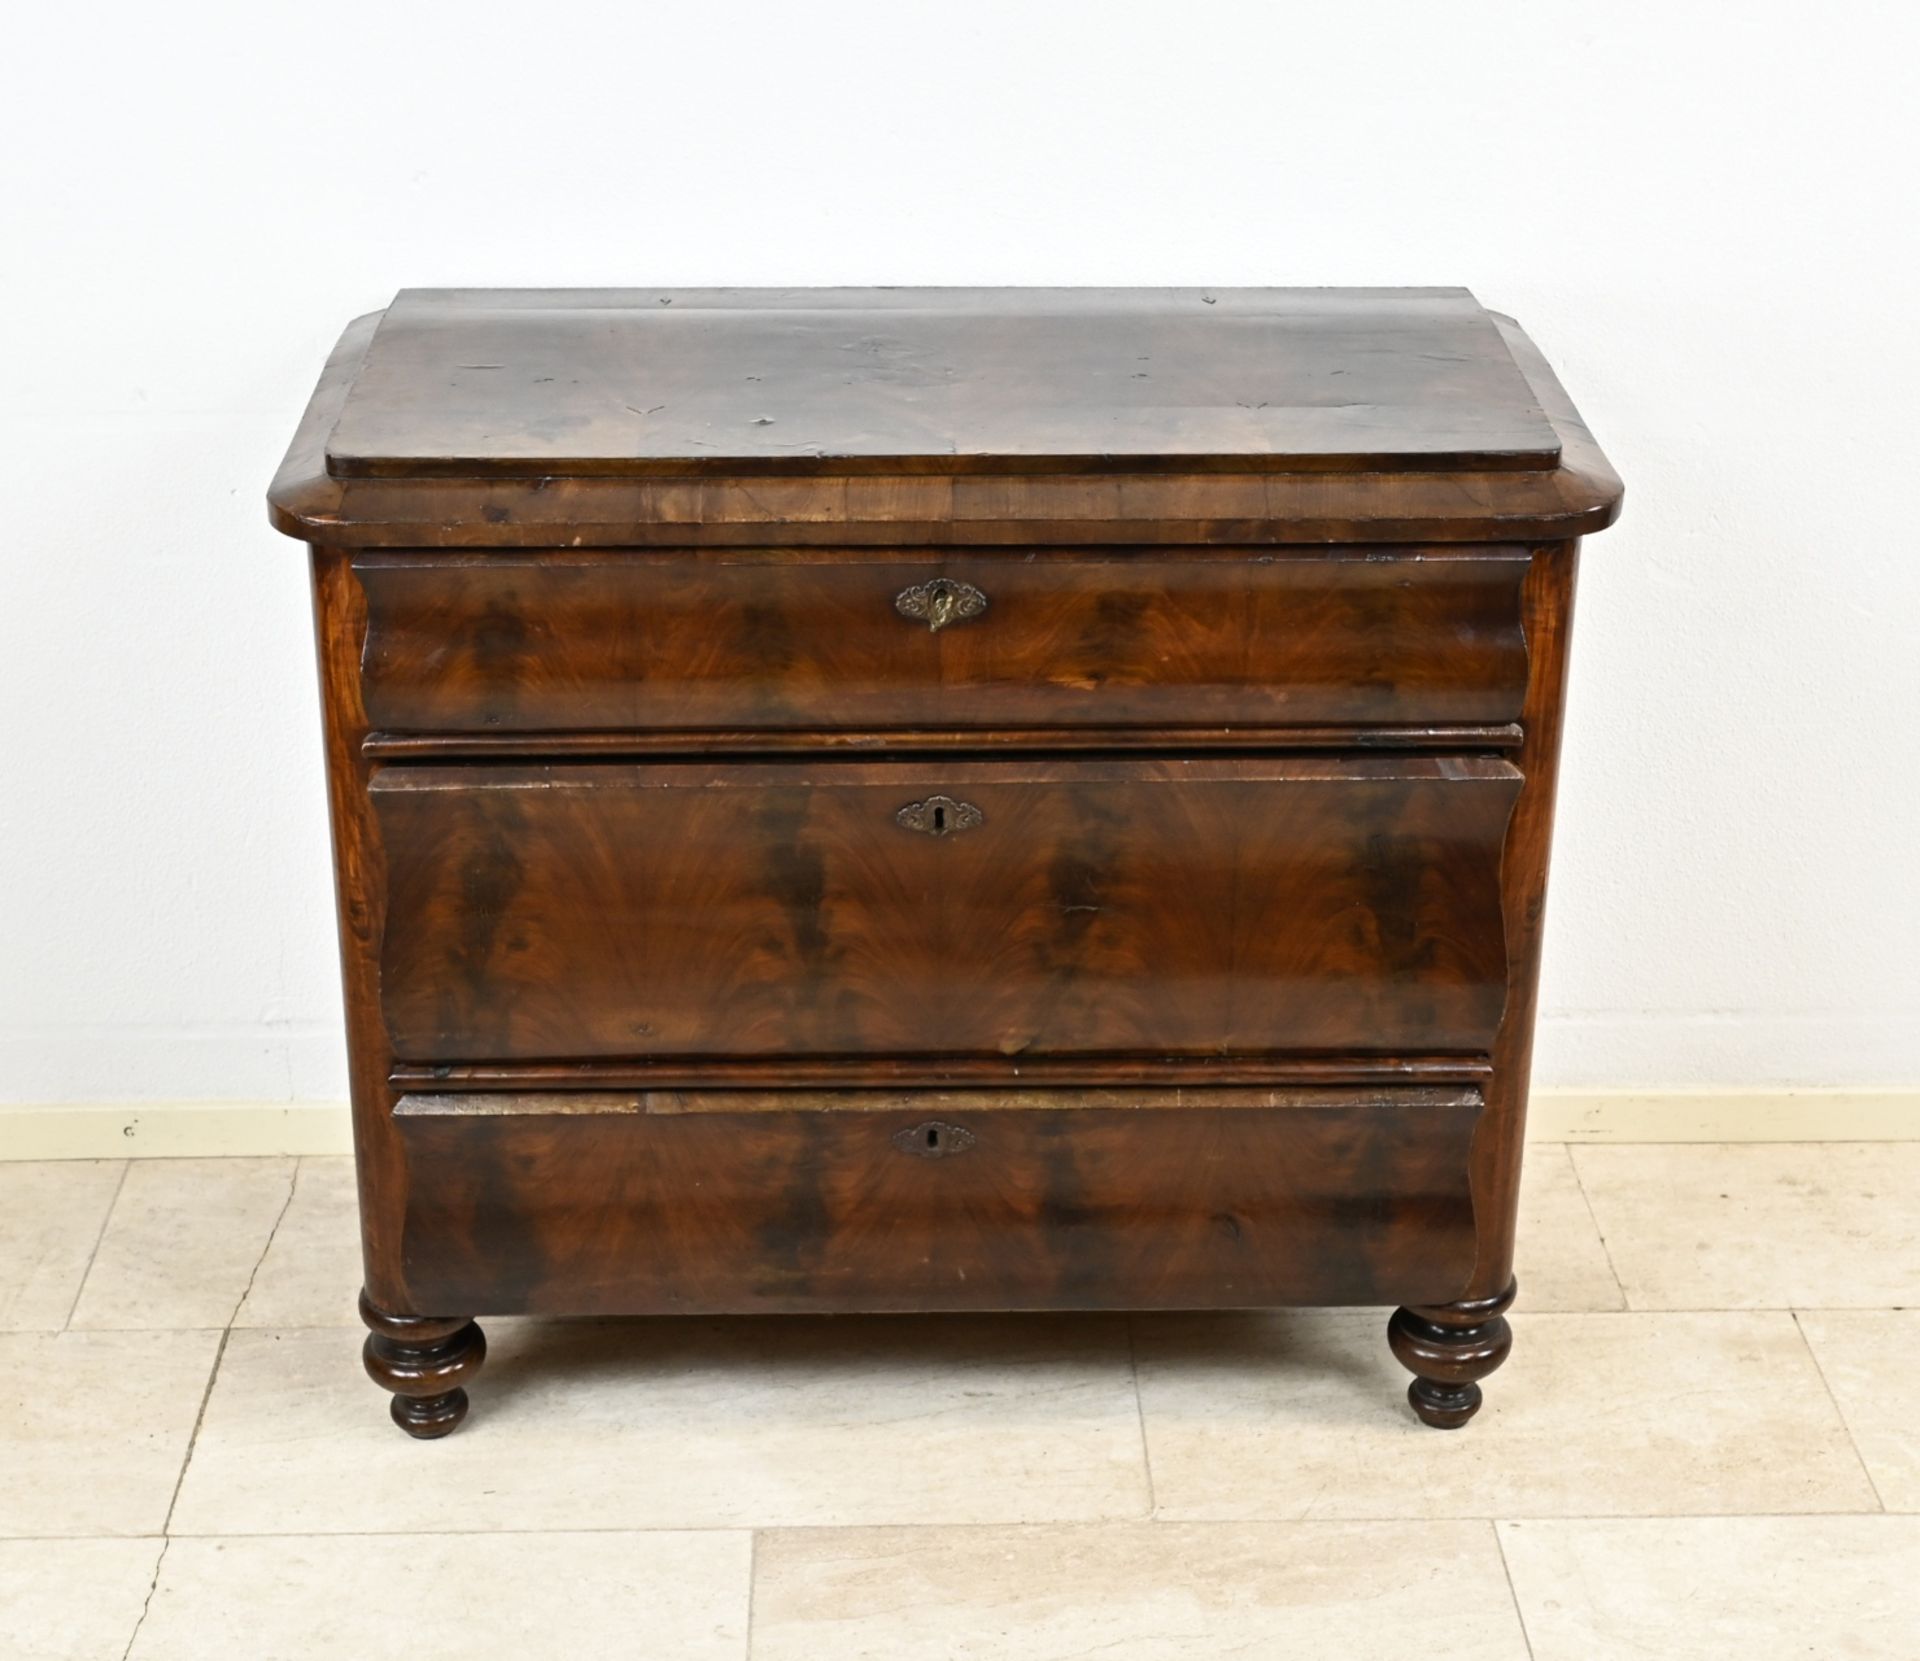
[1464,541,1581,1301]
[391,1086,1485,1315]
[267,308,1622,548]
[355,547,1530,737]
[326,288,1559,478]
[372,756,1520,1065]
[308,549,402,1309]
[275,288,1621,1433]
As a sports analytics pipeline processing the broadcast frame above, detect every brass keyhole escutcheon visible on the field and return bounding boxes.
[895,795,983,837]
[893,1120,976,1158]
[895,577,987,634]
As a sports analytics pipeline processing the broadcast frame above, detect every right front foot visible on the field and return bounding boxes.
[1387,1279,1515,1429]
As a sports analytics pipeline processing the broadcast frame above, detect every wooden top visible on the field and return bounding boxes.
[271,288,1621,546]
[326,287,1560,480]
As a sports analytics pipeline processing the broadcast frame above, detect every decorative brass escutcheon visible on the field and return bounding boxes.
[895,796,983,838]
[894,577,987,633]
[893,1121,976,1158]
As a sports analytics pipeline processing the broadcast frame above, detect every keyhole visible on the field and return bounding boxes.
[932,803,947,833]
[893,1119,973,1157]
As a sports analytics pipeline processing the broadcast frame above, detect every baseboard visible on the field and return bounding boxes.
[0,1101,355,1160]
[0,1089,1914,1161]
[1524,1088,1918,1143]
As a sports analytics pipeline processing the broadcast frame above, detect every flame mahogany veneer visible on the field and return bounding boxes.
[271,288,1619,1435]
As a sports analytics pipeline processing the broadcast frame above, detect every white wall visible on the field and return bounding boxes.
[3,0,1915,1107]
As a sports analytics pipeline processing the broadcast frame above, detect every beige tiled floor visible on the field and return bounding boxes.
[1,1144,1916,1658]
[1570,1142,1920,1309]
[68,1159,298,1332]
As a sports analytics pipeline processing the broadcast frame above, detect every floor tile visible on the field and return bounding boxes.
[1517,1144,1624,1311]
[0,1537,165,1661]
[0,1162,124,1331]
[232,1159,361,1329]
[68,1158,296,1330]
[1799,1310,1920,1510]
[1133,1308,1877,1519]
[129,1531,749,1660]
[752,1520,1529,1660]
[1572,1142,1920,1308]
[172,1315,1149,1535]
[0,1330,220,1536]
[1500,1516,1920,1659]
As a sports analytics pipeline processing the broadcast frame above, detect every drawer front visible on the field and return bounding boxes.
[355,548,1529,736]
[373,755,1518,1065]
[393,1087,1483,1314]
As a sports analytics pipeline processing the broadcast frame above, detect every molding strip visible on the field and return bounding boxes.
[362,724,1527,759]
[1,1089,1914,1161]
[389,1054,1494,1092]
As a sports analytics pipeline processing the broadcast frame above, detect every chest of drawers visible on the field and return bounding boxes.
[270,287,1620,1436]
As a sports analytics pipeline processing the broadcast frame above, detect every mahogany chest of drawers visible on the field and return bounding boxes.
[269,287,1620,1436]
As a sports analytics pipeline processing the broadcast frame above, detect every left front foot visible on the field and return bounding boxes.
[359,1289,487,1438]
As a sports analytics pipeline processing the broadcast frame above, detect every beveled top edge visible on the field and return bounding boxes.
[268,304,1620,547]
[392,284,1484,310]
[322,286,1562,481]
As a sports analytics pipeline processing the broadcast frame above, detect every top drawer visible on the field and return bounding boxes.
[354,548,1529,738]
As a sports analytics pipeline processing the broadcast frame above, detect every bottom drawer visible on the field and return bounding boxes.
[391,1086,1483,1314]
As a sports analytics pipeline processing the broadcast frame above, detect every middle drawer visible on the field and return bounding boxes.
[355,547,1530,739]
[373,755,1518,1065]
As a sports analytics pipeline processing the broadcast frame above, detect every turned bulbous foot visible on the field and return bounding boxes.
[359,1289,486,1439]
[1388,1278,1516,1429]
